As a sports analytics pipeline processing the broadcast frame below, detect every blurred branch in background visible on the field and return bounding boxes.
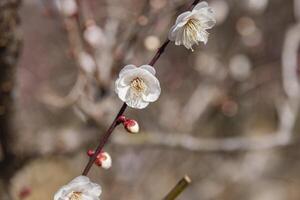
[0,0,21,199]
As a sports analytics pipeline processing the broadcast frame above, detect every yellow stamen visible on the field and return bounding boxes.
[183,18,205,50]
[69,192,82,200]
[130,77,146,93]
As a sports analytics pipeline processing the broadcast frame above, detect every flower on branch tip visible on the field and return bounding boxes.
[115,65,161,109]
[54,176,101,200]
[84,24,105,48]
[87,150,112,169]
[55,0,77,17]
[168,1,216,51]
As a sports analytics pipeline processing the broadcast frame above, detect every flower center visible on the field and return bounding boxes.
[183,18,204,48]
[69,191,82,200]
[130,77,146,93]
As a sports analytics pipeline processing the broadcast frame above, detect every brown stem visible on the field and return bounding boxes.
[82,103,127,175]
[81,0,199,176]
[163,176,191,200]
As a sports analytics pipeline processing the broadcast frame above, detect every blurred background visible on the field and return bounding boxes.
[1,0,300,199]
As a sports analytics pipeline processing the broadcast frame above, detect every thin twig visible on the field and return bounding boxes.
[163,176,192,200]
[82,0,199,176]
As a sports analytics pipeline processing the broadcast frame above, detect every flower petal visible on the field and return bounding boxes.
[193,5,215,20]
[193,1,209,11]
[198,15,216,29]
[168,25,178,41]
[116,85,130,102]
[125,89,149,109]
[140,65,156,75]
[198,30,209,44]
[175,28,184,46]
[119,64,137,77]
[175,11,191,26]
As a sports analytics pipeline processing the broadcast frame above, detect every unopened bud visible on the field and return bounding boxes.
[124,119,139,134]
[95,152,112,169]
[87,149,95,157]
[117,115,126,124]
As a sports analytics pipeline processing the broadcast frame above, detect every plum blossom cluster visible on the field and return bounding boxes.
[54,1,215,199]
[115,1,216,109]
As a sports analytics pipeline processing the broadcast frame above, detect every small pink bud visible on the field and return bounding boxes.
[124,119,139,134]
[87,149,95,157]
[19,187,31,199]
[117,115,126,123]
[95,152,112,169]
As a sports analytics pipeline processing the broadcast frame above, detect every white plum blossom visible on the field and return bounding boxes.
[55,0,77,17]
[78,52,96,74]
[115,65,161,109]
[84,24,105,48]
[168,1,216,50]
[54,176,101,200]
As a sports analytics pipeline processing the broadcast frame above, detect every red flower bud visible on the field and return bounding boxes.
[124,119,139,134]
[95,152,112,169]
[87,149,95,157]
[117,115,127,124]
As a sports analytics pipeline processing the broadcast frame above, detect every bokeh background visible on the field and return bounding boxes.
[1,0,300,199]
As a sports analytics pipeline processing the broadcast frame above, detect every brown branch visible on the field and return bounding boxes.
[82,0,199,176]
[163,176,191,200]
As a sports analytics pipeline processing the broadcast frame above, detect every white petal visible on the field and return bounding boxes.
[140,65,156,75]
[116,85,130,102]
[168,25,178,41]
[81,193,96,200]
[70,176,90,184]
[142,87,160,102]
[193,5,215,20]
[116,68,143,89]
[199,15,216,29]
[88,182,102,196]
[175,11,192,26]
[125,89,149,109]
[193,1,209,11]
[119,64,137,77]
[175,28,184,46]
[54,188,64,200]
[198,30,209,44]
[141,75,161,102]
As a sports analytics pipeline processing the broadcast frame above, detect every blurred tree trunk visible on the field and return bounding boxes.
[0,0,21,199]
[0,0,21,161]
